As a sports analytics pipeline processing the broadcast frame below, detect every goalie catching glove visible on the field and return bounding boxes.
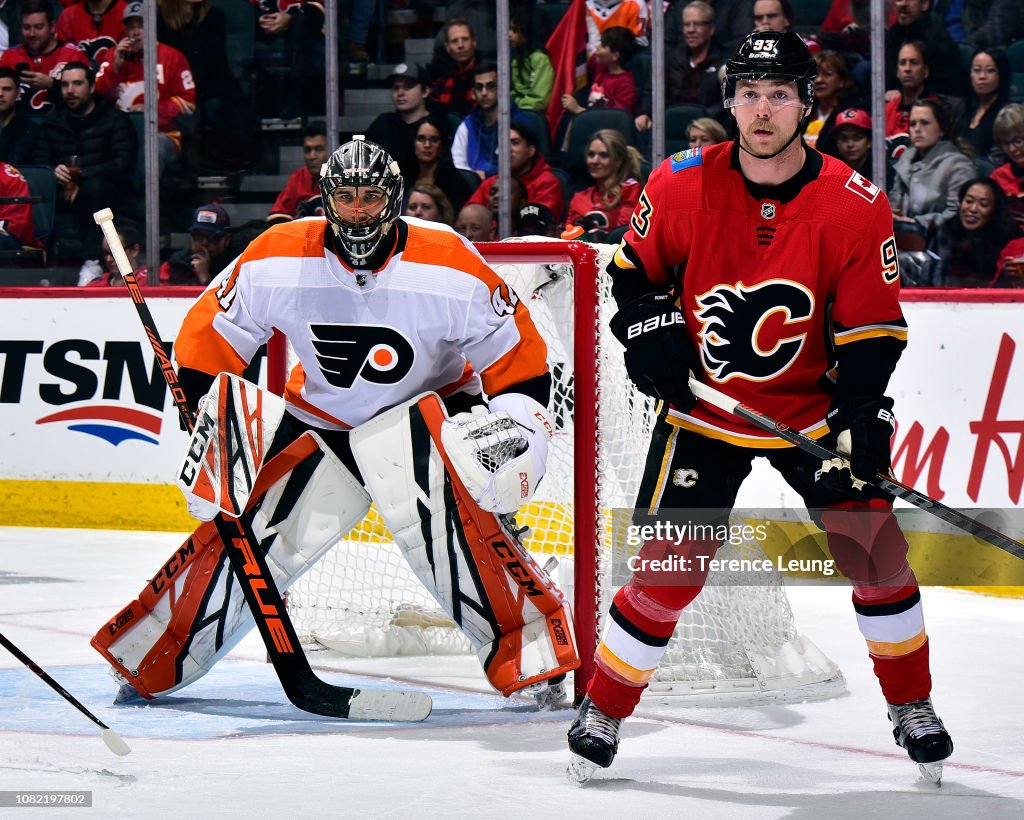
[440,392,553,515]
[818,396,896,498]
[609,292,698,411]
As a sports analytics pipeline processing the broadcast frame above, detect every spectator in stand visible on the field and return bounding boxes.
[803,51,863,151]
[30,61,136,263]
[404,182,455,226]
[452,63,509,180]
[822,107,875,182]
[0,1,22,55]
[410,113,472,213]
[266,121,326,224]
[0,161,35,252]
[84,220,148,286]
[429,17,479,118]
[964,0,1023,52]
[566,128,642,239]
[454,202,495,242]
[0,67,40,165]
[933,177,1024,287]
[584,0,648,57]
[687,116,728,147]
[560,25,637,139]
[157,0,243,168]
[0,0,84,114]
[883,41,960,145]
[636,2,722,136]
[343,0,377,64]
[956,48,1012,170]
[813,0,895,64]
[485,175,528,230]
[94,2,196,173]
[56,0,127,64]
[890,98,975,254]
[991,103,1024,229]
[509,8,553,113]
[252,1,324,119]
[516,202,559,238]
[883,0,966,98]
[665,0,753,56]
[466,122,565,222]
[366,63,435,184]
[751,0,822,55]
[160,203,239,285]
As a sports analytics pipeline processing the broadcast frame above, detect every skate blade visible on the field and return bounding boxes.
[113,683,146,705]
[917,761,943,785]
[567,753,599,785]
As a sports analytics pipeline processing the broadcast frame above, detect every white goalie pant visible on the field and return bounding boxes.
[91,432,371,699]
[349,392,579,696]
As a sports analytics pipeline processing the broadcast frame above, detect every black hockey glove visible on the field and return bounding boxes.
[817,396,896,498]
[609,292,697,411]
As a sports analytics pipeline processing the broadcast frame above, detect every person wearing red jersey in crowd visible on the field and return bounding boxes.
[567,31,954,785]
[990,103,1024,229]
[0,0,84,114]
[561,26,638,123]
[0,161,35,251]
[94,1,196,172]
[565,128,643,240]
[466,122,565,223]
[83,220,149,287]
[56,0,127,64]
[267,121,327,225]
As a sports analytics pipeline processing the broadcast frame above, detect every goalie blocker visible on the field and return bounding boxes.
[92,377,576,700]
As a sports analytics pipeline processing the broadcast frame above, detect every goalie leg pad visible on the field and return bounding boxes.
[350,393,579,696]
[91,432,371,699]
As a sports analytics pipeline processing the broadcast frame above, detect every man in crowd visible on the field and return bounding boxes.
[429,17,479,117]
[0,67,39,164]
[0,0,84,114]
[454,202,495,242]
[366,63,434,183]
[267,121,327,224]
[30,60,136,263]
[160,203,238,286]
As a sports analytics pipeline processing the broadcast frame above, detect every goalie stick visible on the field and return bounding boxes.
[92,208,431,721]
[687,377,1024,561]
[0,630,131,755]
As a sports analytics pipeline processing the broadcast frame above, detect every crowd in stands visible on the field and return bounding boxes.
[0,0,1021,287]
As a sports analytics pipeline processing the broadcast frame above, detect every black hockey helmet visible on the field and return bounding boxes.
[722,31,816,109]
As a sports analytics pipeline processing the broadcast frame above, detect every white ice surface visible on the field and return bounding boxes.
[1,526,1022,819]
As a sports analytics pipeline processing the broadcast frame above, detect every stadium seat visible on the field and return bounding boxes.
[457,168,482,197]
[563,108,637,177]
[958,42,974,74]
[790,0,833,33]
[665,104,707,156]
[1007,39,1024,73]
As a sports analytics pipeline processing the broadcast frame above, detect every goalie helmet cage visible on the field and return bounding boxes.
[273,239,845,705]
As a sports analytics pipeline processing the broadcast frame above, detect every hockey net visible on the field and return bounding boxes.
[282,239,845,703]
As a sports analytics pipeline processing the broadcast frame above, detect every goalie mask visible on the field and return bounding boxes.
[320,135,404,267]
[722,31,816,111]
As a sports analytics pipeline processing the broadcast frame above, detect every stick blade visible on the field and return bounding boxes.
[346,689,433,722]
[101,728,131,756]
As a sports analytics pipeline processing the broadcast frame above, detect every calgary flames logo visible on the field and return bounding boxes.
[694,280,814,382]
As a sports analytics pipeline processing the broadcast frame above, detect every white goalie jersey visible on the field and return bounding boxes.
[174,217,549,430]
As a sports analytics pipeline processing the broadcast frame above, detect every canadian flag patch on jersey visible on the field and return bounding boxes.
[845,171,880,203]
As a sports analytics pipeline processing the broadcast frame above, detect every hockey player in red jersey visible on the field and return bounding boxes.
[567,31,953,784]
[91,136,577,709]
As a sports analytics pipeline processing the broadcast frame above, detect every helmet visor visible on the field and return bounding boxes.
[328,185,390,227]
[724,78,807,110]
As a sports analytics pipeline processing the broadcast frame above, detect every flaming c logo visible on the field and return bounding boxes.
[694,280,814,383]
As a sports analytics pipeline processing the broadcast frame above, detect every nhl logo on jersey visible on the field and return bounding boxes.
[761,202,777,220]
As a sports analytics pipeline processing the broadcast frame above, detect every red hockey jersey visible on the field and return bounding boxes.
[94,43,196,150]
[0,42,85,112]
[267,166,323,221]
[55,0,128,63]
[621,142,906,447]
[0,163,35,246]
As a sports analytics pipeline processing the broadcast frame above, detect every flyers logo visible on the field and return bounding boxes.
[310,323,415,389]
[694,280,814,382]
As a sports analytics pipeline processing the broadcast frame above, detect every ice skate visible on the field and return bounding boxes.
[566,696,622,784]
[526,674,568,710]
[887,697,953,784]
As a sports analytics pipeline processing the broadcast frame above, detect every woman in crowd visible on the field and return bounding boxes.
[565,128,643,238]
[409,113,472,214]
[687,117,728,148]
[890,99,976,240]
[991,103,1024,229]
[509,9,554,112]
[935,178,1024,287]
[957,48,1012,168]
[404,183,455,226]
[804,50,862,152]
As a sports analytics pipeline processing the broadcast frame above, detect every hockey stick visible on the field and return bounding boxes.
[0,630,131,755]
[92,209,431,721]
[687,377,1024,561]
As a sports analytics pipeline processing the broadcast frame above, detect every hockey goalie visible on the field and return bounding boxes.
[90,136,578,707]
